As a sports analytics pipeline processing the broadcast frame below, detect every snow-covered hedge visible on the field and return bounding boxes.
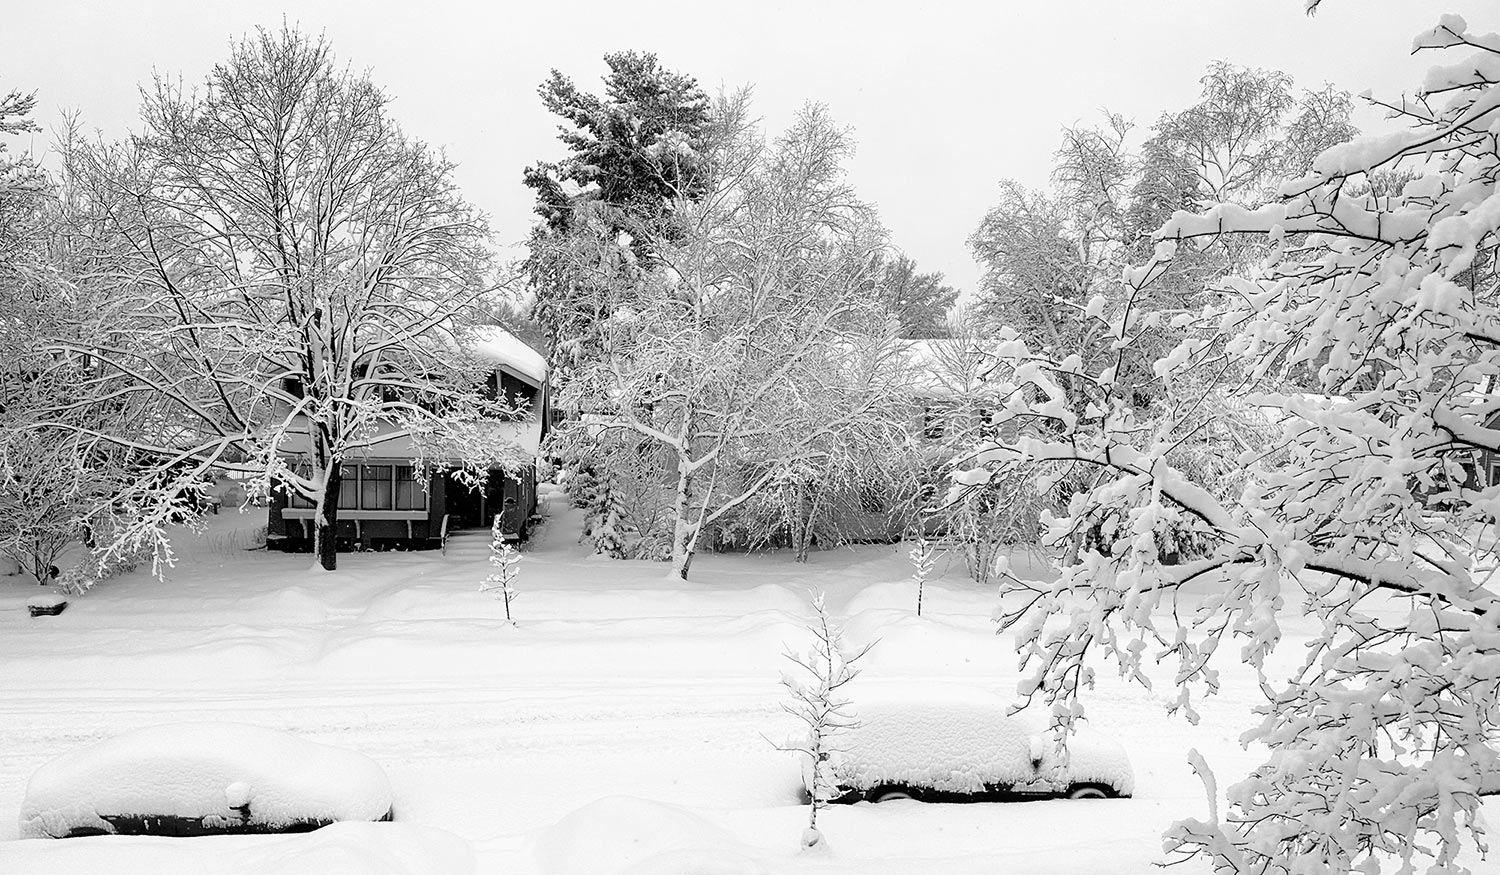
[20,723,393,838]
[815,686,1134,801]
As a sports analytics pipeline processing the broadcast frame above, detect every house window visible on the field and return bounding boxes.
[337,465,358,509]
[361,465,394,509]
[284,464,314,508]
[395,466,425,510]
[286,463,428,511]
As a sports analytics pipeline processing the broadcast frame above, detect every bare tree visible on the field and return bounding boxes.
[480,517,521,624]
[780,590,872,850]
[963,15,1500,873]
[555,102,904,579]
[34,28,519,571]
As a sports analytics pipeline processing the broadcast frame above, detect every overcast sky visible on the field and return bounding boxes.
[2,0,1470,298]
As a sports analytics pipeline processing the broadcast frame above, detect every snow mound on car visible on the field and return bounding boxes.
[831,685,1134,797]
[20,722,393,838]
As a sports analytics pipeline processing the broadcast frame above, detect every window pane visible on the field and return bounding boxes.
[284,463,314,508]
[361,465,393,509]
[286,482,313,508]
[337,465,358,509]
[395,466,425,510]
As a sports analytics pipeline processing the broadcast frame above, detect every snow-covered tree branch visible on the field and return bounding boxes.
[959,12,1500,874]
[553,102,913,579]
[26,28,525,572]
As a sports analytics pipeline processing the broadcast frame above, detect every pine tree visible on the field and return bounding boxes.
[522,52,712,362]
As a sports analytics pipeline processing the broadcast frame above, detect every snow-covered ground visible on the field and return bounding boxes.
[1,485,1494,873]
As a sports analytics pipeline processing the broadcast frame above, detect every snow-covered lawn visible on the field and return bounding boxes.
[1,485,1494,872]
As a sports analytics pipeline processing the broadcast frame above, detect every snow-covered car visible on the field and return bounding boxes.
[20,722,394,838]
[807,687,1134,804]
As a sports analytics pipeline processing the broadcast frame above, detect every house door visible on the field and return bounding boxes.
[444,471,484,530]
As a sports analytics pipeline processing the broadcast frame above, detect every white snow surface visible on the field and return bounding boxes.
[0,483,1493,873]
[2,822,472,874]
[20,722,393,838]
[829,685,1134,797]
[469,325,548,385]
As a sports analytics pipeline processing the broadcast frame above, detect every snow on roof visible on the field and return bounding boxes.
[20,722,393,838]
[468,326,548,386]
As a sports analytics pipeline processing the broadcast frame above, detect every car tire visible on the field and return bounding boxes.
[869,786,916,803]
[1065,783,1112,800]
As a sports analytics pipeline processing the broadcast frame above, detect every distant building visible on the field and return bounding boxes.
[265,327,549,552]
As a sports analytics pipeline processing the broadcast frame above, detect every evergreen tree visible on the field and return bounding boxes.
[524,51,711,242]
[523,52,712,360]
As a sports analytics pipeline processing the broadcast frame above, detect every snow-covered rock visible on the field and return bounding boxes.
[20,723,394,838]
[813,685,1134,801]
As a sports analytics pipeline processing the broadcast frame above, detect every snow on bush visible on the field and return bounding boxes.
[20,723,393,838]
[821,685,1134,798]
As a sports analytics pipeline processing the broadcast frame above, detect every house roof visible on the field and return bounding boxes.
[469,326,548,386]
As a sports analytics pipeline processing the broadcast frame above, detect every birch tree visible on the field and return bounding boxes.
[34,28,518,572]
[961,12,1500,873]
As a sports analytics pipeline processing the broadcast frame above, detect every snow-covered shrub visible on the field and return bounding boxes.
[558,443,674,561]
[779,591,873,849]
[934,457,1052,583]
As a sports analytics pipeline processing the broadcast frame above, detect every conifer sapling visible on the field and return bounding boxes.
[909,537,935,617]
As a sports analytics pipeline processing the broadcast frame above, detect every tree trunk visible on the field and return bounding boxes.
[314,467,341,571]
[794,481,819,563]
[670,463,696,581]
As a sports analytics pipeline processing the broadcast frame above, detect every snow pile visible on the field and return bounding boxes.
[0,822,473,875]
[527,796,764,875]
[20,723,393,838]
[235,821,472,875]
[827,686,1134,797]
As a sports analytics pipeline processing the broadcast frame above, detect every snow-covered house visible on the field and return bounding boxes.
[265,327,550,552]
